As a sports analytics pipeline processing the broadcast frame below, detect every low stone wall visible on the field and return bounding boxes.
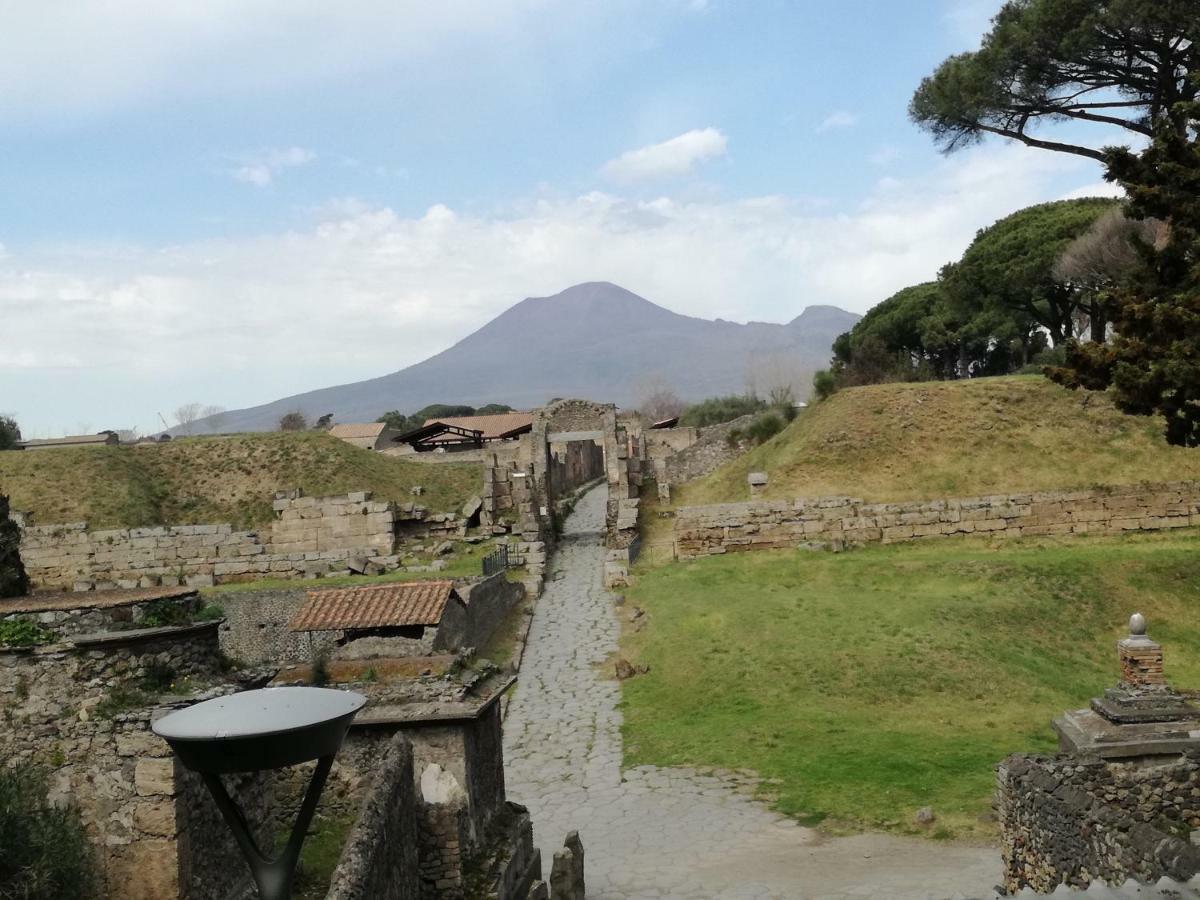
[673,481,1200,559]
[16,490,468,590]
[326,735,422,900]
[997,753,1200,893]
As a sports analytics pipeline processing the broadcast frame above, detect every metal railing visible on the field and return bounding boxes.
[482,544,524,576]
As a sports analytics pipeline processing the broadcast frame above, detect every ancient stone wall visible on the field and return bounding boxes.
[0,620,266,900]
[17,490,468,590]
[997,753,1200,893]
[454,573,527,653]
[547,439,605,501]
[658,415,755,485]
[326,736,422,900]
[673,481,1200,560]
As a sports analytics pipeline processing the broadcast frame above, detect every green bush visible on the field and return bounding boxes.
[139,661,177,693]
[139,598,191,628]
[746,413,786,444]
[310,648,331,687]
[812,369,838,401]
[0,618,55,649]
[679,395,767,427]
[0,766,96,899]
[194,603,225,622]
[93,686,152,719]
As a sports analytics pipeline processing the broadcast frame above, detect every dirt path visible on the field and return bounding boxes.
[503,485,1000,900]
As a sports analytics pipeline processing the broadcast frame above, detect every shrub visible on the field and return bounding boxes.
[310,648,331,687]
[93,686,152,719]
[747,413,786,445]
[139,598,191,628]
[679,395,767,427]
[0,618,55,649]
[194,603,225,622]
[0,766,96,900]
[139,661,177,693]
[812,369,838,401]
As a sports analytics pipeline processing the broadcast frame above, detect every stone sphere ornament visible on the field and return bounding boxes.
[1129,612,1147,636]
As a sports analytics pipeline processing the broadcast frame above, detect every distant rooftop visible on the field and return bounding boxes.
[422,412,533,442]
[289,580,458,632]
[19,432,119,449]
[328,422,389,440]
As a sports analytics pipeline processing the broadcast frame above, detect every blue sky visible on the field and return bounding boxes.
[2,0,1122,435]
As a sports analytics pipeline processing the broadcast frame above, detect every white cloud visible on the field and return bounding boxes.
[231,147,316,187]
[1,143,1105,432]
[601,128,728,183]
[869,145,902,166]
[1057,180,1126,201]
[817,111,858,133]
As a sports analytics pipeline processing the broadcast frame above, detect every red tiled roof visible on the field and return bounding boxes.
[288,581,457,632]
[422,412,533,442]
[328,422,388,439]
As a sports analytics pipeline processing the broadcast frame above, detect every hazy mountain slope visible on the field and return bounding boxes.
[192,282,859,432]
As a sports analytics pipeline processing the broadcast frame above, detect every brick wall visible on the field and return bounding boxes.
[673,481,1200,559]
[997,753,1200,893]
[16,491,468,590]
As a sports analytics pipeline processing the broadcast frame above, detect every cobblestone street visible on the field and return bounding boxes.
[503,485,1001,899]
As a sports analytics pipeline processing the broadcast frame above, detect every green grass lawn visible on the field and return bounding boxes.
[620,528,1200,839]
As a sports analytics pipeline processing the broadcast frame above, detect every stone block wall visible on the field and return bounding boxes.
[16,490,469,590]
[997,753,1200,893]
[673,481,1200,560]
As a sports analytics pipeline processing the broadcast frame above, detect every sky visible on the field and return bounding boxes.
[2,0,1126,437]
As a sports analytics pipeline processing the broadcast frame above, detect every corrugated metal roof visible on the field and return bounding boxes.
[20,433,117,448]
[422,413,533,441]
[328,422,388,440]
[288,580,457,632]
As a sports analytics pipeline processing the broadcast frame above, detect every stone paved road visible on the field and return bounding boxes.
[503,485,1002,900]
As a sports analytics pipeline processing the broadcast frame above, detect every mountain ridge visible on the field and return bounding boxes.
[187,282,859,433]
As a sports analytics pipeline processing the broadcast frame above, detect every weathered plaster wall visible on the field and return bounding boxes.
[998,753,1200,893]
[673,481,1200,559]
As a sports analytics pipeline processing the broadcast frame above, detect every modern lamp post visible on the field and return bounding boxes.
[153,686,366,900]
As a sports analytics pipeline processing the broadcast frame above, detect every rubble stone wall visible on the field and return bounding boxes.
[997,753,1200,893]
[17,491,467,590]
[674,481,1200,559]
[326,736,422,900]
[658,416,755,485]
[0,627,265,900]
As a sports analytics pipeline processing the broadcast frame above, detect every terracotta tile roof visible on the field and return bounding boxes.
[289,581,457,632]
[422,413,533,442]
[328,422,388,440]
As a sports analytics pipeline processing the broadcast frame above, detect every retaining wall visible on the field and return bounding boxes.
[16,491,465,590]
[673,481,1200,559]
[998,753,1200,893]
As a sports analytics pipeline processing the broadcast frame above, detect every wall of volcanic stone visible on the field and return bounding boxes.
[672,481,1200,560]
[997,753,1200,893]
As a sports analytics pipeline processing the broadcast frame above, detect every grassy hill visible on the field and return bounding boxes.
[677,376,1200,506]
[0,432,479,529]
